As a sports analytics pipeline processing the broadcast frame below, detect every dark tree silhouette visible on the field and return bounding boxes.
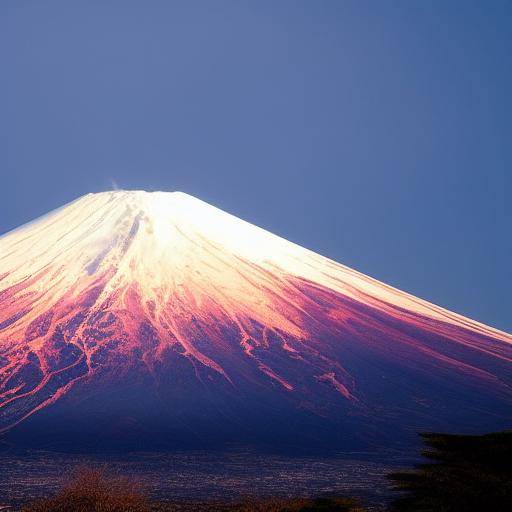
[388,430,512,512]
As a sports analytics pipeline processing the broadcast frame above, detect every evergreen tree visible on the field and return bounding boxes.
[388,431,512,512]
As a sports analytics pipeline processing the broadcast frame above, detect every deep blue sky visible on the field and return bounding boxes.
[1,1,511,332]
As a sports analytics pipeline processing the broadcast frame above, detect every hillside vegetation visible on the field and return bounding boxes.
[21,431,512,512]
[388,431,512,512]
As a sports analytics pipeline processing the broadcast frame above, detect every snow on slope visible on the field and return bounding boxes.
[0,191,510,449]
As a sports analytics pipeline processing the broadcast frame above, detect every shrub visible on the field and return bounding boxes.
[22,466,150,512]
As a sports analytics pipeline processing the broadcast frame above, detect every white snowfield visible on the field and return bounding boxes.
[1,190,509,345]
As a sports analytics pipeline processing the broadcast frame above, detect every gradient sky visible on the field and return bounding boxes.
[1,1,511,332]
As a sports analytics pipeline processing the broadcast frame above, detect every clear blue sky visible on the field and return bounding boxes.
[1,1,511,332]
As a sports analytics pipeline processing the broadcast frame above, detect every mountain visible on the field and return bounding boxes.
[0,191,510,451]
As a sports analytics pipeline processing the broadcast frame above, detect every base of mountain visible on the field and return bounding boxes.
[152,498,365,512]
[24,499,365,512]
[19,430,512,512]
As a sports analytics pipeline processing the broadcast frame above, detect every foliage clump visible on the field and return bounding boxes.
[388,430,512,512]
[22,466,150,512]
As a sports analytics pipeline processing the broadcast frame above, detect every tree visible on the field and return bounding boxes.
[388,430,512,512]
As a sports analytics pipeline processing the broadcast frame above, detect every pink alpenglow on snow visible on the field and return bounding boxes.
[0,191,510,450]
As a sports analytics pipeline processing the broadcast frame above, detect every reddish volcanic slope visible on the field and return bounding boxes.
[0,191,511,450]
